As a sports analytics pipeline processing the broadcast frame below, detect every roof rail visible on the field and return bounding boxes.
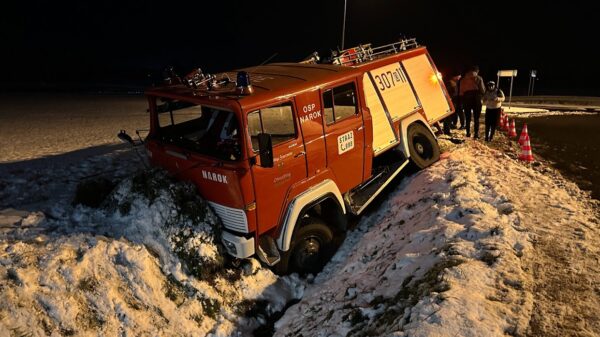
[329,38,419,66]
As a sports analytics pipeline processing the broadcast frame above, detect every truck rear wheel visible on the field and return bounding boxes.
[275,218,334,275]
[407,123,440,169]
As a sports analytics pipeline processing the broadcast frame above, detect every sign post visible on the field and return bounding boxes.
[528,70,537,96]
[497,69,518,108]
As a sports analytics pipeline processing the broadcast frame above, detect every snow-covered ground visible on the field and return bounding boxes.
[483,105,598,117]
[276,143,527,337]
[1,95,599,336]
[1,168,304,336]
[0,94,147,163]
[274,139,600,337]
[504,109,598,118]
[485,106,549,114]
[508,96,600,113]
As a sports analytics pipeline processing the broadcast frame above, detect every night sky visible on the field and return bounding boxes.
[3,0,598,95]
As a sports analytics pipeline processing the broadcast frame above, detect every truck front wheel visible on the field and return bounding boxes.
[275,219,334,275]
[407,123,440,169]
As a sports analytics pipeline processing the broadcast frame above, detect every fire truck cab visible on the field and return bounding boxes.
[141,39,453,274]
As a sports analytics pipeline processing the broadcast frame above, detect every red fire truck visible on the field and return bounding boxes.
[130,38,453,274]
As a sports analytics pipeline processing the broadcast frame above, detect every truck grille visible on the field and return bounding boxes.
[208,202,248,233]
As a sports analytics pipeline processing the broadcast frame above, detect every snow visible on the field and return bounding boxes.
[0,168,304,336]
[483,105,549,114]
[482,105,599,118]
[274,141,599,337]
[0,94,148,163]
[505,109,598,118]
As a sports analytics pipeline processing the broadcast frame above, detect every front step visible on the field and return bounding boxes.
[256,235,281,266]
[346,158,410,215]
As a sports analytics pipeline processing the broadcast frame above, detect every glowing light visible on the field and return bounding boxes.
[430,72,443,84]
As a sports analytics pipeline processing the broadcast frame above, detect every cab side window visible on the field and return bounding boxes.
[323,82,358,125]
[248,102,297,151]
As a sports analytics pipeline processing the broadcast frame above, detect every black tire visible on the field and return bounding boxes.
[274,218,334,275]
[407,123,440,169]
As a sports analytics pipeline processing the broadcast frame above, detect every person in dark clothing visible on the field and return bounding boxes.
[459,65,486,138]
[446,74,464,129]
[482,81,505,142]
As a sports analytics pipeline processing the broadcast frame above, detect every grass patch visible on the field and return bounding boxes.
[346,258,464,337]
[190,313,203,327]
[130,169,171,202]
[6,268,22,286]
[163,274,189,307]
[10,326,34,337]
[76,301,105,331]
[170,228,225,283]
[107,168,226,283]
[479,250,500,266]
[199,296,221,320]
[77,277,99,293]
[163,274,222,319]
[235,299,269,317]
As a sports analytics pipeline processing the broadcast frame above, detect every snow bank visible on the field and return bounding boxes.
[275,143,535,337]
[506,110,598,118]
[0,169,303,336]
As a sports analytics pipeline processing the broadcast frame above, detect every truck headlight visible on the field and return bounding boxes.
[222,239,237,255]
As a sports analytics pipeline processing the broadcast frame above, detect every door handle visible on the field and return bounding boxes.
[295,151,306,158]
[357,126,364,131]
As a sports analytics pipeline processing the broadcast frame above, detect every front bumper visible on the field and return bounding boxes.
[221,231,255,258]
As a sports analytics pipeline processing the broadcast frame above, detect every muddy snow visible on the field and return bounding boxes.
[1,96,599,336]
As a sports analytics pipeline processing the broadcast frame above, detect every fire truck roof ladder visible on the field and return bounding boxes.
[332,38,419,66]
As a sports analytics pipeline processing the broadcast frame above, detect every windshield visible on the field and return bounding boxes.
[154,98,241,161]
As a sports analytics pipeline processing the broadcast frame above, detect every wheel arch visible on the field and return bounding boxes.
[277,179,346,252]
[398,112,437,158]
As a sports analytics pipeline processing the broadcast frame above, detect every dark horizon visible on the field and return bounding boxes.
[3,1,599,96]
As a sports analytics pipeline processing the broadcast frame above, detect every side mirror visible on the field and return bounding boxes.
[117,130,134,145]
[257,133,274,168]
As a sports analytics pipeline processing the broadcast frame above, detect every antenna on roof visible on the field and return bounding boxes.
[260,52,279,65]
[299,51,320,64]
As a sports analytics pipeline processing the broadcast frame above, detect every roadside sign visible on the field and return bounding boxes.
[498,69,518,77]
[496,69,518,108]
[528,70,538,96]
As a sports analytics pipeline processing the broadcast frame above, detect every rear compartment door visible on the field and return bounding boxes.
[363,63,420,155]
[402,54,452,122]
[249,101,308,233]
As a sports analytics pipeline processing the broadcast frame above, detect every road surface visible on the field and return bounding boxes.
[516,114,600,200]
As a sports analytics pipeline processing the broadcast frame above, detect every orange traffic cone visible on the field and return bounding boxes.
[509,119,517,138]
[518,123,529,145]
[519,135,534,162]
[502,114,509,131]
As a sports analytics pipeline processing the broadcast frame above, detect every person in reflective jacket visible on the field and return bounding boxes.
[459,65,486,138]
[482,81,505,142]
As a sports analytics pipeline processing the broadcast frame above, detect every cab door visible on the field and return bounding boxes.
[249,100,307,234]
[321,80,365,193]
